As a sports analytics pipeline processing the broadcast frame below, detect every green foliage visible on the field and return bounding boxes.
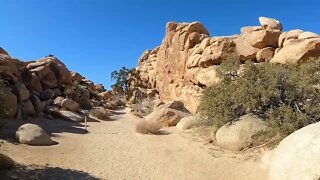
[111,67,139,100]
[64,82,91,110]
[199,56,320,137]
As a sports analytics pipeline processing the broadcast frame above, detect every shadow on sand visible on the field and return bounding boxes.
[0,118,88,144]
[0,164,100,180]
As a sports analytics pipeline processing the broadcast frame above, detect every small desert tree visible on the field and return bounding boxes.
[111,67,140,100]
[199,56,320,138]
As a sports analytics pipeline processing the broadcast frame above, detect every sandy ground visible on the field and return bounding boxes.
[0,107,268,180]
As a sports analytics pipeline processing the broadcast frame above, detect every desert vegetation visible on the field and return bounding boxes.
[199,55,320,138]
[90,107,110,121]
[135,119,162,134]
[111,67,140,100]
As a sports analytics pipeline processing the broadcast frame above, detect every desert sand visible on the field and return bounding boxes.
[0,108,268,180]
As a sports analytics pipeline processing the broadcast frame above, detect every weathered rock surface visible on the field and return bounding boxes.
[270,38,320,63]
[256,47,275,62]
[146,108,190,127]
[55,110,84,122]
[61,98,80,112]
[216,114,267,151]
[16,123,54,146]
[146,102,190,127]
[263,122,320,180]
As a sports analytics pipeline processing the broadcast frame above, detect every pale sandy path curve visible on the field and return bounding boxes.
[1,108,268,180]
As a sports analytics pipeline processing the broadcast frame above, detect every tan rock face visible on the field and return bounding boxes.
[153,22,209,112]
[256,47,275,62]
[271,38,320,64]
[298,31,319,39]
[146,106,190,127]
[198,39,236,67]
[28,57,72,85]
[278,29,303,48]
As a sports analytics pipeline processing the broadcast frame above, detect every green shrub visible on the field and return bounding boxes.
[64,82,92,110]
[199,56,320,138]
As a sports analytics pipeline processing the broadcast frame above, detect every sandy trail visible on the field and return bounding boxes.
[0,108,267,180]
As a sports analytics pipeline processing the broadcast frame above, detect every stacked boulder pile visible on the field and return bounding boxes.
[136,17,320,113]
[0,49,113,121]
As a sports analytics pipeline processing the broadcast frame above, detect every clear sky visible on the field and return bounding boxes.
[1,0,319,89]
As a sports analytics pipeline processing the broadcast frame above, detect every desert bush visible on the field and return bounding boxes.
[64,82,92,109]
[199,56,320,138]
[135,120,161,134]
[90,107,110,121]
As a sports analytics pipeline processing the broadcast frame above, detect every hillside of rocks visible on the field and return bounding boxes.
[135,17,320,113]
[0,49,116,121]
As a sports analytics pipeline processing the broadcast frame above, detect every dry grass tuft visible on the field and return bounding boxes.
[135,120,162,134]
[90,107,110,121]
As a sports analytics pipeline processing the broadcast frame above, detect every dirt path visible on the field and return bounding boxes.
[1,108,268,180]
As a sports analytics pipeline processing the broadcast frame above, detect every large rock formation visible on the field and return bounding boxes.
[135,17,320,113]
[0,51,114,120]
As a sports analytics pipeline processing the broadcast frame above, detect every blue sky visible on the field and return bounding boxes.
[1,0,319,89]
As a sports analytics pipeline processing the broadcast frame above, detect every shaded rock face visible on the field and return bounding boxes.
[135,17,320,113]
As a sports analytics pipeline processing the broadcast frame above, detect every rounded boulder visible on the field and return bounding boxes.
[16,123,54,146]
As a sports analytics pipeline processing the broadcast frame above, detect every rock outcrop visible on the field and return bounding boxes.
[135,17,320,113]
[0,51,116,120]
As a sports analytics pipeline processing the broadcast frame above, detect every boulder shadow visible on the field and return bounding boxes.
[109,110,126,115]
[0,118,88,144]
[0,164,101,180]
[154,130,171,135]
